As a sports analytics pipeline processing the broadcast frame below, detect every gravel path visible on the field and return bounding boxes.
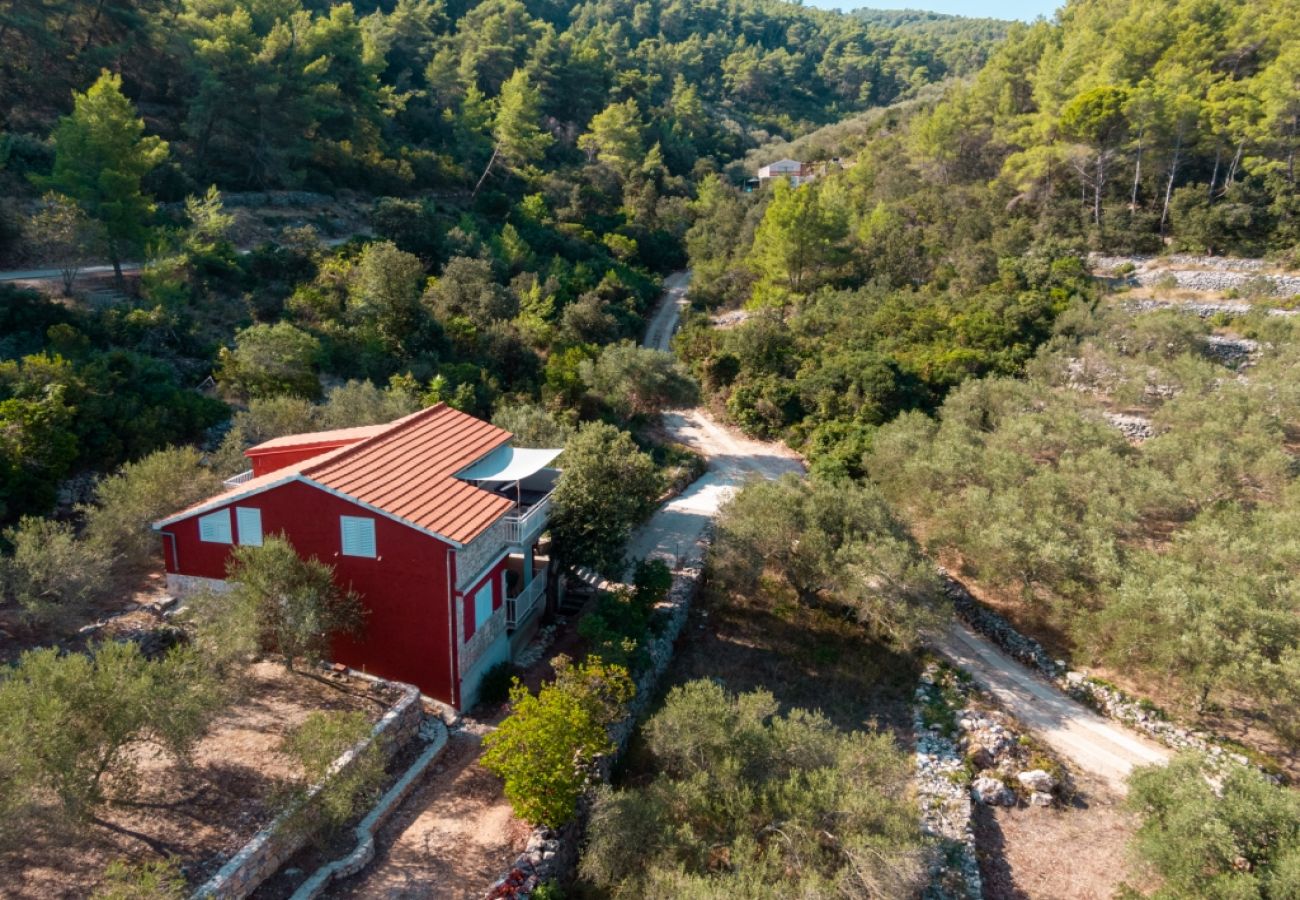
[626,272,803,568]
[932,622,1170,794]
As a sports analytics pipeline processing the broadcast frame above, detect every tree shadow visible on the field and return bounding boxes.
[972,804,1030,900]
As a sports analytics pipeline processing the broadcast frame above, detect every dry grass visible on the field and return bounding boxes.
[976,772,1146,900]
[0,662,389,899]
[631,576,921,757]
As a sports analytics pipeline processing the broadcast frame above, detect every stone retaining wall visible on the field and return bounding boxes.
[1092,254,1300,296]
[290,719,449,900]
[485,528,713,899]
[914,666,981,900]
[191,678,425,900]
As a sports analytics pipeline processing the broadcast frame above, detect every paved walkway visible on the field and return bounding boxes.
[932,621,1170,793]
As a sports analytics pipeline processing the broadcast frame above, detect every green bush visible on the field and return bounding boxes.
[281,710,386,844]
[478,661,518,707]
[482,655,633,827]
[0,642,226,828]
[579,680,924,897]
[94,858,186,900]
[225,536,366,671]
[1125,753,1300,898]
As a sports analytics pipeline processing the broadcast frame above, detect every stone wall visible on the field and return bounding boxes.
[1092,254,1300,296]
[191,677,426,900]
[914,666,981,900]
[457,521,510,591]
[165,573,233,597]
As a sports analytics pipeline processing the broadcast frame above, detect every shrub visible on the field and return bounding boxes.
[579,680,924,897]
[82,446,221,575]
[578,558,671,672]
[225,536,366,671]
[0,641,225,824]
[0,516,109,630]
[478,661,518,707]
[94,858,186,900]
[481,655,634,827]
[1125,753,1300,898]
[216,322,322,400]
[281,710,386,844]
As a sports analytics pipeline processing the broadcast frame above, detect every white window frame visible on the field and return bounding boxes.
[473,579,493,632]
[235,507,263,547]
[198,509,232,544]
[340,515,377,558]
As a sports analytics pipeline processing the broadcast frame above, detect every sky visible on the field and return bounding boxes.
[806,0,1062,21]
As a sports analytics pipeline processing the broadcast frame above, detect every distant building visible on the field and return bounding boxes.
[756,158,815,186]
[153,404,560,710]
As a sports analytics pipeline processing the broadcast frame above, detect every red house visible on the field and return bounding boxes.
[153,404,561,710]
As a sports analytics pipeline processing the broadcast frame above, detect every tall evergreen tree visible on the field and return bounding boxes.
[38,71,168,286]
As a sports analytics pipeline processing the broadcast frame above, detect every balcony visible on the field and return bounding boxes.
[505,562,548,629]
[502,490,553,545]
[223,469,254,488]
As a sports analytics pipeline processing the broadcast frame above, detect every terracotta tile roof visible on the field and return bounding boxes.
[246,423,390,453]
[155,405,517,545]
[303,405,514,544]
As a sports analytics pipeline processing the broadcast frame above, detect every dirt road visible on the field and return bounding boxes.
[625,272,803,571]
[932,622,1170,793]
[646,271,1170,795]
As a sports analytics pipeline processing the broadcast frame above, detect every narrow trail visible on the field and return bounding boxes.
[627,271,803,568]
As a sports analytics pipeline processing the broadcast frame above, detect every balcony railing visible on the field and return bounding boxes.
[502,492,553,545]
[223,469,254,488]
[506,569,547,629]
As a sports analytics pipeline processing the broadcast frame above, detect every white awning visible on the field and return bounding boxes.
[458,446,562,482]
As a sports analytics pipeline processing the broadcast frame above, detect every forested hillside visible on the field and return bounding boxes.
[0,0,1009,528]
[685,0,1299,471]
[0,0,1004,196]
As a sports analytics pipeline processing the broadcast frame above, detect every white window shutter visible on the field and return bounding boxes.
[236,507,262,546]
[340,516,377,558]
[198,509,233,544]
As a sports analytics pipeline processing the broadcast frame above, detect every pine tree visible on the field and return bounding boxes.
[39,71,168,287]
[493,69,552,172]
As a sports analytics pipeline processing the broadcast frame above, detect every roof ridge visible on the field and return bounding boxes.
[302,403,451,479]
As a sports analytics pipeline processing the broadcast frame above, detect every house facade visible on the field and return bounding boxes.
[153,404,559,710]
[757,158,816,186]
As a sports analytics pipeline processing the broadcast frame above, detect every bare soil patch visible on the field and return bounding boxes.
[321,619,589,899]
[0,662,391,899]
[324,725,530,900]
[975,773,1145,900]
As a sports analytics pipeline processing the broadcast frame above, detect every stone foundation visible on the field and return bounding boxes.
[166,573,232,597]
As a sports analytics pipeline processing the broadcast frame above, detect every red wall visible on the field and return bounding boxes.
[160,480,461,705]
[247,441,357,478]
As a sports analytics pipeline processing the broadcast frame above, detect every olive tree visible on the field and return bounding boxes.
[225,536,366,671]
[0,642,224,827]
[549,422,661,579]
[713,474,945,647]
[580,680,924,897]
